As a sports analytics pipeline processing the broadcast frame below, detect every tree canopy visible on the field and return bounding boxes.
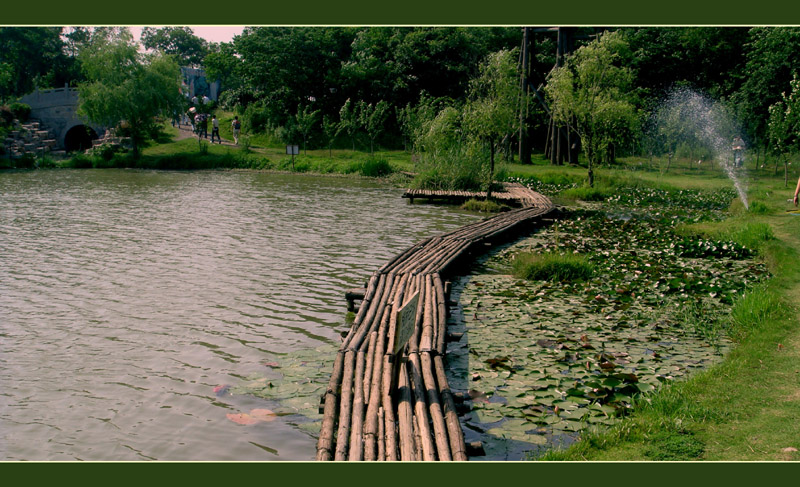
[77,32,183,158]
[546,31,639,186]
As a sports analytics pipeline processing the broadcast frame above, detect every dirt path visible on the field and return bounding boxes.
[173,123,236,147]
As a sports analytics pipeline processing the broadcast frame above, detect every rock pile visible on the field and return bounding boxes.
[2,119,63,159]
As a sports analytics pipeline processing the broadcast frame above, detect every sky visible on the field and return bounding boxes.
[129,25,245,44]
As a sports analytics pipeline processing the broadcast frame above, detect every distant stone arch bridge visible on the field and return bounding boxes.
[18,86,106,152]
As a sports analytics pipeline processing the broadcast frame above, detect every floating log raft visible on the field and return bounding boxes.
[316,183,556,461]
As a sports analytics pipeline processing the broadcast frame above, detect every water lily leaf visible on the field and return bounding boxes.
[226,413,259,425]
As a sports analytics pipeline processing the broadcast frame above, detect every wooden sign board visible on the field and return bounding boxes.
[393,291,419,355]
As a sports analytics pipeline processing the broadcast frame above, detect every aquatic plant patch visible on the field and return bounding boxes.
[219,344,338,435]
[454,206,769,459]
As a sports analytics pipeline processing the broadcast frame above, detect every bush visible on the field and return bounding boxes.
[68,154,95,169]
[8,102,31,122]
[512,252,594,282]
[348,156,393,177]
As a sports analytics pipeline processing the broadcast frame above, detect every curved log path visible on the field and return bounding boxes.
[316,182,557,461]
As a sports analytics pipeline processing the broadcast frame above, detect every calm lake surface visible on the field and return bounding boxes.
[0,169,480,461]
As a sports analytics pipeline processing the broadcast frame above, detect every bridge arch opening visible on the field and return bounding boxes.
[64,125,98,153]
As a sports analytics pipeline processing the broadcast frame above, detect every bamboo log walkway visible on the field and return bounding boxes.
[316,183,556,461]
[402,182,552,208]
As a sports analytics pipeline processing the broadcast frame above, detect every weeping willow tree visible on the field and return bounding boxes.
[463,48,523,198]
[545,31,639,187]
[77,29,183,159]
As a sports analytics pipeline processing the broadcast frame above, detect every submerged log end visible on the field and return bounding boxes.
[466,441,485,457]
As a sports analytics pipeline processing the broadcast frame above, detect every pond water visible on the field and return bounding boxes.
[0,169,480,461]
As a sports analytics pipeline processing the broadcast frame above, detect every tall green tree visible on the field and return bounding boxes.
[338,98,360,151]
[141,27,208,67]
[358,100,390,154]
[767,74,800,186]
[545,31,639,187]
[295,104,320,155]
[734,27,800,147]
[77,32,183,158]
[0,27,74,101]
[463,49,522,196]
[321,114,338,157]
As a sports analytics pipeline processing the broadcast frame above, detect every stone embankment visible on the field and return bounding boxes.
[2,119,62,159]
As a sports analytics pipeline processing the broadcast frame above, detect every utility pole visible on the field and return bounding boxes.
[518,27,532,164]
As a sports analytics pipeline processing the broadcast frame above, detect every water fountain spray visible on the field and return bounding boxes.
[653,88,749,209]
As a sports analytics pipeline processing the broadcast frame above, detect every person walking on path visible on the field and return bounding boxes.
[211,115,221,143]
[232,116,241,145]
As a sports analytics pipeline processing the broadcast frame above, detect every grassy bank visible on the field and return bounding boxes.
[44,123,408,180]
[534,171,800,461]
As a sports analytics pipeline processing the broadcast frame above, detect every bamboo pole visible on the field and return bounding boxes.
[433,275,448,355]
[347,274,390,351]
[341,273,380,349]
[408,352,436,460]
[421,351,451,461]
[381,354,398,461]
[334,350,356,460]
[363,302,392,460]
[348,350,367,460]
[397,358,415,461]
[434,354,468,461]
[363,331,377,406]
[315,350,346,460]
[419,275,435,352]
[378,406,385,461]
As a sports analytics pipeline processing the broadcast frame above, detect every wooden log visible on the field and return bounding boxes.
[381,354,398,461]
[379,236,437,274]
[347,274,390,351]
[385,274,408,359]
[348,350,367,460]
[433,275,448,355]
[419,275,435,352]
[363,303,392,460]
[396,358,415,461]
[334,350,356,460]
[341,273,379,348]
[407,352,436,460]
[434,354,468,461]
[378,406,385,461]
[421,351,451,461]
[363,331,377,406]
[413,409,423,461]
[407,275,425,354]
[315,350,345,460]
[416,238,462,275]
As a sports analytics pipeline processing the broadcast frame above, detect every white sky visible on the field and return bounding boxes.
[129,26,246,44]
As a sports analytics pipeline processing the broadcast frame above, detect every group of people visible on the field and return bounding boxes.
[172,93,243,146]
[187,110,241,146]
[191,112,223,144]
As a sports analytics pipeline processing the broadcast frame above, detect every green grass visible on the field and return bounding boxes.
[512,252,594,282]
[460,198,509,213]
